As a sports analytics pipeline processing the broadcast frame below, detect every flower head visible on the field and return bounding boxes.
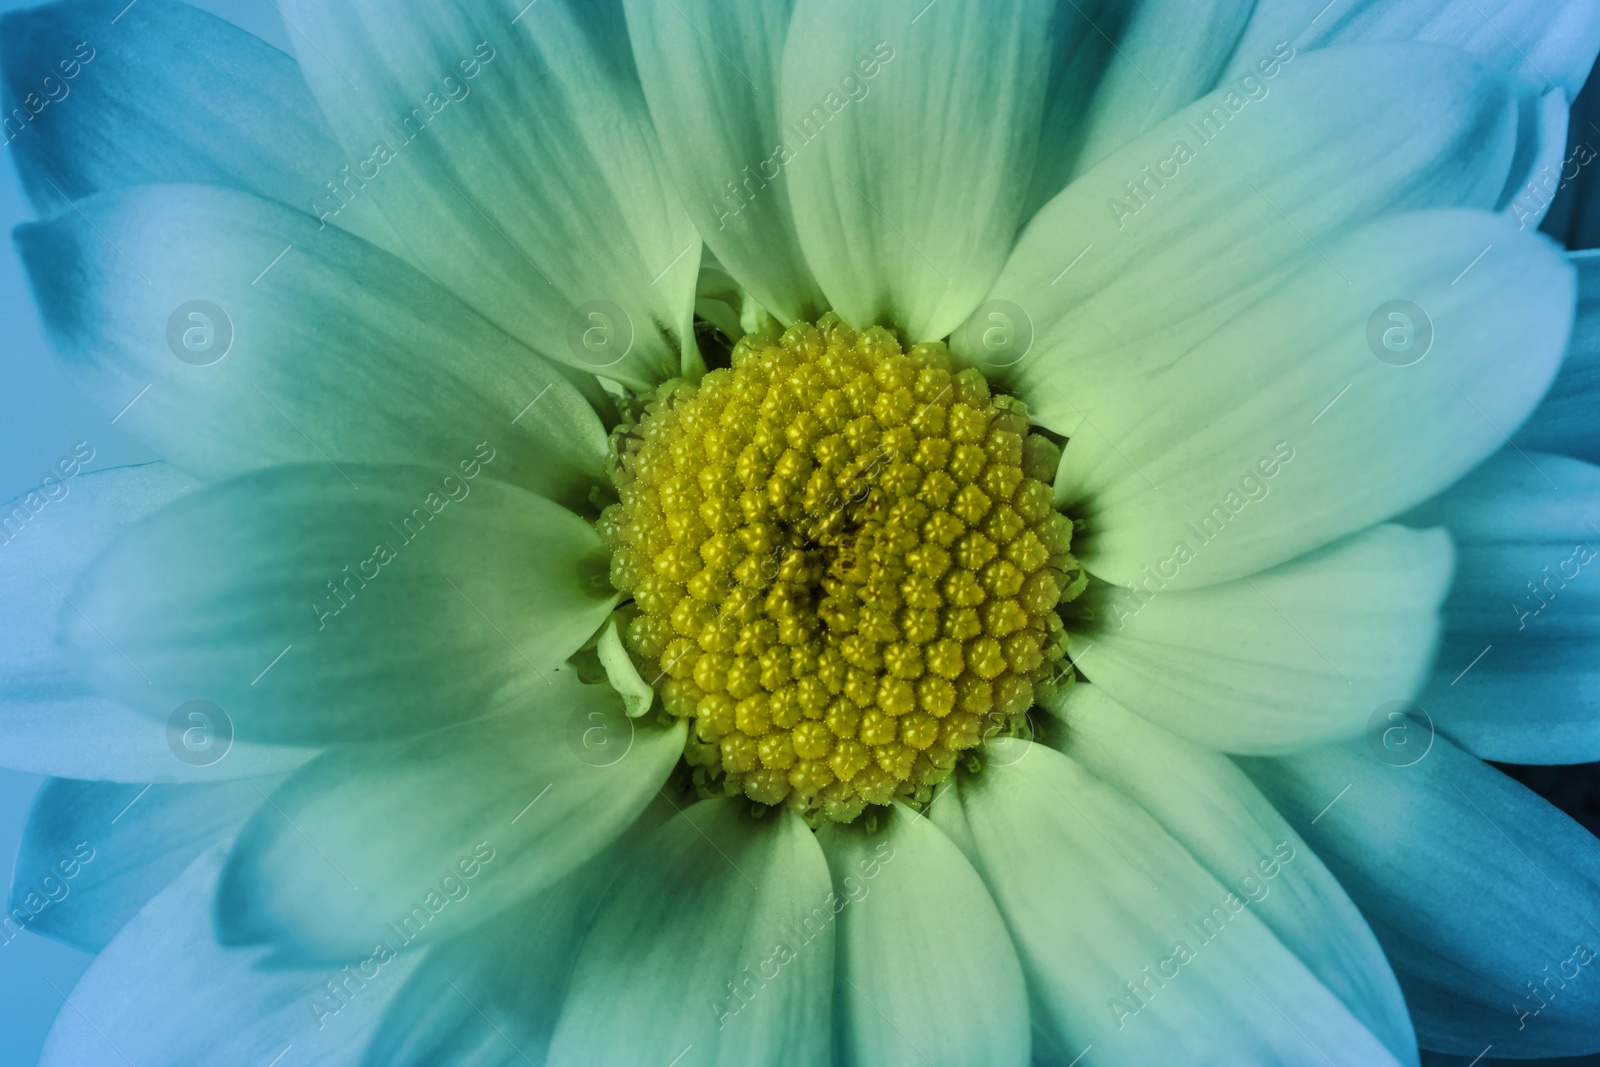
[5,0,1600,1065]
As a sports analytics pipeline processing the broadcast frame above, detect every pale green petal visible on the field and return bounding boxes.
[17,184,607,513]
[1070,525,1452,753]
[957,44,1519,435]
[277,0,701,388]
[951,743,1401,1065]
[624,0,825,324]
[362,797,677,1067]
[548,800,833,1066]
[782,0,1054,340]
[1046,684,1417,1064]
[219,676,683,960]
[817,805,1028,1067]
[1053,209,1569,589]
[66,465,617,744]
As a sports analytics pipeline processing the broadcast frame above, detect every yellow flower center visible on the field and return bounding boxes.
[603,315,1083,823]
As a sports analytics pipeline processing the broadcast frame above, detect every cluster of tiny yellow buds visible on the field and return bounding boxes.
[601,314,1085,824]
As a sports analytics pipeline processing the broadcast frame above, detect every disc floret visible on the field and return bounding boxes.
[603,314,1083,823]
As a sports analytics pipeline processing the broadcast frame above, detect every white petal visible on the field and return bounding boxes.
[66,465,617,744]
[950,743,1401,1065]
[1517,250,1600,464]
[0,464,314,782]
[12,777,276,952]
[623,0,825,324]
[957,43,1521,437]
[1046,683,1417,1063]
[277,0,701,388]
[1070,525,1453,753]
[818,805,1028,1067]
[1027,0,1254,213]
[1226,0,1600,101]
[219,682,684,961]
[0,0,401,253]
[1053,209,1569,589]
[781,0,1054,339]
[17,184,607,513]
[1501,89,1571,231]
[548,799,833,1066]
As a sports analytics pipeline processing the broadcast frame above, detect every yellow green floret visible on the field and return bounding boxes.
[602,314,1085,823]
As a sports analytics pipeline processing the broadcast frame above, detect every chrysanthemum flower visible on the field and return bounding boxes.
[6,0,1600,1064]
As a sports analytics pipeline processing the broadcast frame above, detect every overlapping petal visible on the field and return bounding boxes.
[0,0,401,252]
[64,465,616,744]
[0,464,316,782]
[16,184,607,513]
[940,742,1402,1065]
[39,847,419,1067]
[10,777,273,952]
[547,799,833,1066]
[781,0,1054,341]
[1027,0,1254,211]
[1406,449,1600,763]
[1226,0,1600,101]
[957,44,1521,437]
[277,0,701,388]
[623,0,824,324]
[1053,209,1570,589]
[1069,525,1452,753]
[1046,683,1418,1063]
[1518,251,1600,463]
[1242,736,1600,1057]
[817,807,1029,1067]
[218,677,683,961]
